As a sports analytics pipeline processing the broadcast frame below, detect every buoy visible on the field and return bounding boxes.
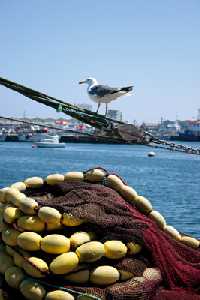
[148,151,156,157]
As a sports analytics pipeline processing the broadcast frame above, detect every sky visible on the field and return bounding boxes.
[0,0,200,123]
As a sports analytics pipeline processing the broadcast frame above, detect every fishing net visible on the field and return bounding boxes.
[1,177,200,299]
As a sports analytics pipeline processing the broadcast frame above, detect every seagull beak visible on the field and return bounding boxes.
[79,80,86,84]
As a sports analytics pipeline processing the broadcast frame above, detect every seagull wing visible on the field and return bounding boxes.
[88,85,120,97]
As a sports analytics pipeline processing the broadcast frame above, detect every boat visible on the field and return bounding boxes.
[34,135,66,148]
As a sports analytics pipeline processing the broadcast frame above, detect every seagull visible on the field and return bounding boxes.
[79,77,133,115]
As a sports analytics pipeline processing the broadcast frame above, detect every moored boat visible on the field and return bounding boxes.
[35,135,66,148]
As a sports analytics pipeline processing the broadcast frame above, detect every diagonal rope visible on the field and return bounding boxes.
[0,76,123,129]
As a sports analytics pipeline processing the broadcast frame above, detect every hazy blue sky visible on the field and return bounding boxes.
[0,0,199,123]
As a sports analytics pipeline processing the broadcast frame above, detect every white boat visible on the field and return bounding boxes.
[34,135,66,148]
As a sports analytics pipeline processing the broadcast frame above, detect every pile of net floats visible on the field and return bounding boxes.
[0,168,200,300]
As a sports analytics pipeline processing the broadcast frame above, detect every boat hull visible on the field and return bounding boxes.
[35,142,66,148]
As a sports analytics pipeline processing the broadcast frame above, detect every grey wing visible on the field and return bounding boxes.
[89,85,120,97]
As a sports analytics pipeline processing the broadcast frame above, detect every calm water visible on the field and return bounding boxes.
[0,142,200,238]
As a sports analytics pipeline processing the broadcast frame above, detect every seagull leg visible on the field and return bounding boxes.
[96,102,101,114]
[105,103,108,116]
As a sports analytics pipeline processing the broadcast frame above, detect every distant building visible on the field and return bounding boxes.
[158,120,180,138]
[107,109,123,121]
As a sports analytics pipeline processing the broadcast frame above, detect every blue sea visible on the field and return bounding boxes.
[0,142,200,238]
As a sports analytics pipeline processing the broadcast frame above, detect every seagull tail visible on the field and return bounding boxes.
[119,85,134,96]
[120,86,134,92]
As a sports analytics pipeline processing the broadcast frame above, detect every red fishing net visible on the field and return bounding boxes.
[30,180,200,299]
[1,179,200,299]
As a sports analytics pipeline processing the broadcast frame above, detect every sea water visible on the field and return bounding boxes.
[0,142,200,238]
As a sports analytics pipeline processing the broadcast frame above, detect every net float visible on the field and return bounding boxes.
[20,279,46,300]
[0,188,10,203]
[120,185,138,201]
[46,221,63,231]
[134,196,153,215]
[38,206,61,224]
[5,266,25,289]
[0,252,14,274]
[106,175,124,192]
[10,182,26,191]
[70,232,95,248]
[50,252,79,275]
[46,174,64,185]
[41,234,70,254]
[76,241,105,262]
[65,269,90,284]
[104,240,127,259]
[64,171,84,182]
[127,242,142,255]
[17,216,45,232]
[5,245,17,257]
[14,251,28,268]
[17,232,42,251]
[181,236,200,248]
[2,228,21,246]
[5,188,26,206]
[3,206,22,224]
[149,210,166,229]
[85,168,106,182]
[164,225,181,241]
[119,270,134,281]
[45,290,74,300]
[90,265,120,286]
[18,197,38,215]
[62,213,84,227]
[23,257,49,278]
[24,177,44,188]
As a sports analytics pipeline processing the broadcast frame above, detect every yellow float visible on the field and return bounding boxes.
[76,241,105,262]
[17,232,42,251]
[41,234,70,254]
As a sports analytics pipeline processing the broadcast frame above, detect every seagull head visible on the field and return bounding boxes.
[79,77,98,86]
